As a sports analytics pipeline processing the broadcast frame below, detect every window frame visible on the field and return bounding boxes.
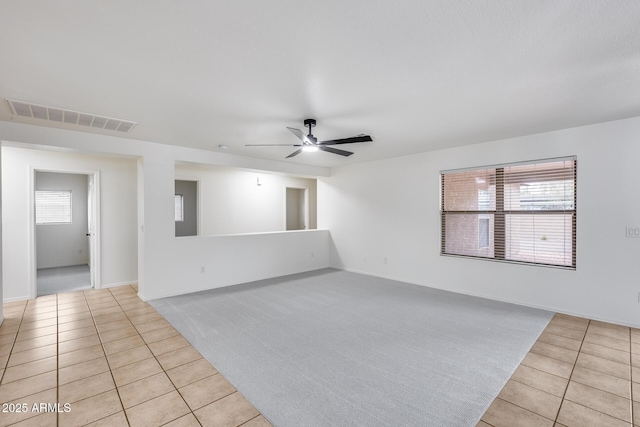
[175,194,184,222]
[35,190,73,225]
[440,156,577,269]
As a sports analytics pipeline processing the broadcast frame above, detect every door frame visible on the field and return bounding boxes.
[284,185,309,231]
[29,167,101,298]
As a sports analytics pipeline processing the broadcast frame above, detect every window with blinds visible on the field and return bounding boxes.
[175,194,184,222]
[35,190,72,224]
[441,157,576,268]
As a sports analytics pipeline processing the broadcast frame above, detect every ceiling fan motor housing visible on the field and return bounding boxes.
[303,118,318,142]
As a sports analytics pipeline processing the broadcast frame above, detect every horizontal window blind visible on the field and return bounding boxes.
[36,190,72,224]
[441,157,576,268]
[175,195,184,222]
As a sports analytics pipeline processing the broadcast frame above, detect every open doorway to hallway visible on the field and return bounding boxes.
[35,171,96,296]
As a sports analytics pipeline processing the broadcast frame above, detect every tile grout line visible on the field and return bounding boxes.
[481,317,598,425]
[113,285,203,426]
[5,299,635,427]
[528,317,635,426]
[510,354,573,393]
[114,286,204,427]
[133,304,270,426]
[551,319,589,425]
[144,331,214,425]
[110,286,159,426]
[2,302,31,425]
[49,287,227,426]
[127,289,262,426]
[489,317,585,424]
[544,326,630,350]
[551,319,637,425]
[237,414,263,427]
[0,306,22,386]
[539,330,584,347]
[9,299,57,425]
[58,290,91,426]
[553,320,636,426]
[2,289,223,427]
[490,396,555,424]
[87,288,133,427]
[162,372,205,426]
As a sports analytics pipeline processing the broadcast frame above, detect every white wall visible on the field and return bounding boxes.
[175,164,318,235]
[36,172,90,269]
[0,146,3,323]
[147,230,330,300]
[1,122,330,302]
[2,119,638,326]
[2,146,138,300]
[138,156,328,301]
[319,117,640,328]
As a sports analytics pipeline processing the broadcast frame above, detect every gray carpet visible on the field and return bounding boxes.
[37,265,91,296]
[150,269,552,427]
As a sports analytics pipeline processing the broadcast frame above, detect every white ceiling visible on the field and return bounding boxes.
[1,1,639,168]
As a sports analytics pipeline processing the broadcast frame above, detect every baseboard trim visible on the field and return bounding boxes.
[338,267,640,329]
[100,280,138,289]
[140,267,329,301]
[2,281,138,303]
[2,295,30,303]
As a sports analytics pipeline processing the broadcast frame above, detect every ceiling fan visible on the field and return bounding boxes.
[246,119,372,158]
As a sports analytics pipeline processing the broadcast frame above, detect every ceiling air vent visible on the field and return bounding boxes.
[6,99,137,133]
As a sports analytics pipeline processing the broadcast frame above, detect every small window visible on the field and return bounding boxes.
[175,194,184,222]
[36,190,72,224]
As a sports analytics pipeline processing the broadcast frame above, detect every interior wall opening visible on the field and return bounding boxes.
[286,187,308,230]
[175,179,198,237]
[35,171,94,296]
[174,162,317,236]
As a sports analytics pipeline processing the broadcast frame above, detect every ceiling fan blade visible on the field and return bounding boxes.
[286,148,303,158]
[319,146,353,157]
[245,144,302,146]
[318,135,372,145]
[287,127,310,143]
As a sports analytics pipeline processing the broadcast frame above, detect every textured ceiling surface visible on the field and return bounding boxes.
[1,1,639,167]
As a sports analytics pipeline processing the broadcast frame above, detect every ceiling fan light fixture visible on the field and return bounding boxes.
[245,118,371,158]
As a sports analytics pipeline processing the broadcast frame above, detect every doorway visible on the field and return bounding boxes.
[33,170,99,296]
[285,187,308,231]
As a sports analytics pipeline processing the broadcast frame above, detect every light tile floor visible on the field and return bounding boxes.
[2,286,638,427]
[0,284,272,426]
[480,313,640,427]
